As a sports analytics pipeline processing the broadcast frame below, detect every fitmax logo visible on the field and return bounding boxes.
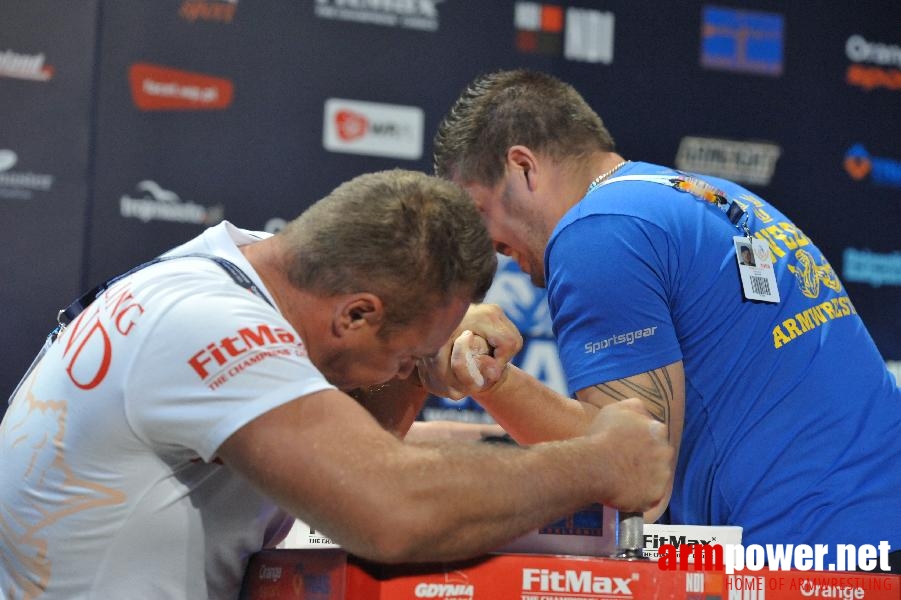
[188,324,299,379]
[646,534,713,548]
[522,569,635,595]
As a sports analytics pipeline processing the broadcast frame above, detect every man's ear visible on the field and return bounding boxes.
[507,145,540,192]
[334,293,385,336]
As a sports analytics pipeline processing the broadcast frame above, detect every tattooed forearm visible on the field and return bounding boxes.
[592,367,674,438]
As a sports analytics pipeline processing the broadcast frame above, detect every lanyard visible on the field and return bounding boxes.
[7,253,274,406]
[593,172,781,304]
[595,173,752,238]
[52,253,274,342]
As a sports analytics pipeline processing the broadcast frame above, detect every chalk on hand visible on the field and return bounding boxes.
[461,330,487,388]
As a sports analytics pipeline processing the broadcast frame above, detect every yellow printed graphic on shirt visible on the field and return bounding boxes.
[771,296,857,349]
[749,221,855,350]
[786,249,842,299]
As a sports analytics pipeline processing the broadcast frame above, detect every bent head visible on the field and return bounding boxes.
[434,69,616,287]
[433,69,615,188]
[278,169,496,389]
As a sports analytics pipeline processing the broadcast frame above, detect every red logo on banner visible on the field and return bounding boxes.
[128,62,233,111]
[179,0,237,24]
[515,2,564,55]
[335,110,369,141]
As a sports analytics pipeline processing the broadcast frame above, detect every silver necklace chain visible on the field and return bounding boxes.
[586,160,630,194]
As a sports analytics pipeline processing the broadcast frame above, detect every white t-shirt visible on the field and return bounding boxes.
[0,222,335,599]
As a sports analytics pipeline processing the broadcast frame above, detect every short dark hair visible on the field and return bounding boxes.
[434,69,616,186]
[279,170,496,332]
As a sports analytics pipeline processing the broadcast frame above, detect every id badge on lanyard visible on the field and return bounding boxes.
[596,172,781,304]
[732,236,779,302]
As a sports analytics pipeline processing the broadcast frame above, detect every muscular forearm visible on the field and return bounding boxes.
[220,390,671,565]
[331,435,628,562]
[404,420,506,443]
[470,366,676,525]
[472,366,599,444]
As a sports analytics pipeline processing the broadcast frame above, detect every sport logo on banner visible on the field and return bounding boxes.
[843,248,901,288]
[845,34,901,92]
[322,98,424,160]
[675,136,782,186]
[844,143,901,189]
[700,5,784,76]
[514,2,615,64]
[0,49,54,82]
[120,180,225,225]
[314,0,442,32]
[0,149,55,200]
[128,63,234,111]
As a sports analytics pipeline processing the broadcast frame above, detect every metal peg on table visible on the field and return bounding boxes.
[611,511,646,560]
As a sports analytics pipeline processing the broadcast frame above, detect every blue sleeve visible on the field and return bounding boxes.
[546,214,683,395]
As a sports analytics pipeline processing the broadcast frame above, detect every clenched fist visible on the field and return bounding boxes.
[417,303,522,399]
[586,399,674,513]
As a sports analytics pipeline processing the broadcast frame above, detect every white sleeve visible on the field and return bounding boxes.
[124,283,334,461]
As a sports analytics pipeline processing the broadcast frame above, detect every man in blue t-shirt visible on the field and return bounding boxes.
[433,69,901,572]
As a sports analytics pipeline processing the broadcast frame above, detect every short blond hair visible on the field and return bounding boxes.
[280,170,496,332]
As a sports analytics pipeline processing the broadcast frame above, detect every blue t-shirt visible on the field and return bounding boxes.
[546,161,901,550]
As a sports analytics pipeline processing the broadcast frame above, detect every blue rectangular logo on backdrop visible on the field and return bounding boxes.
[701,6,784,76]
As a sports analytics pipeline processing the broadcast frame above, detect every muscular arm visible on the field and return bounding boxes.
[216,388,672,563]
[471,361,685,522]
[577,362,684,449]
[404,420,507,443]
[576,361,684,523]
[470,365,598,443]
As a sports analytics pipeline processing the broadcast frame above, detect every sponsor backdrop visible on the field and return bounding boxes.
[2,1,899,422]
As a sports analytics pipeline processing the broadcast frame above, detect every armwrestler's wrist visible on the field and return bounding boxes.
[470,363,517,404]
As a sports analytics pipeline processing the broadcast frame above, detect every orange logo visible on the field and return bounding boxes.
[179,0,237,23]
[843,154,871,180]
[846,64,901,91]
[128,62,233,111]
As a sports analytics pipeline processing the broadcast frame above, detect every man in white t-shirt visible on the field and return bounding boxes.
[0,170,672,599]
